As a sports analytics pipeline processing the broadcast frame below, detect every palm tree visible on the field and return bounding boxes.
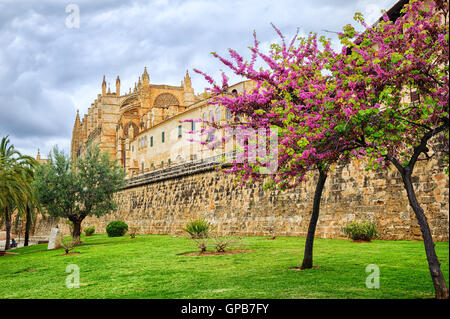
[11,182,42,247]
[0,136,36,250]
[24,173,42,247]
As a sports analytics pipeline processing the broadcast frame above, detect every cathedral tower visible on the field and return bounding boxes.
[183,70,195,105]
[116,76,120,97]
[102,75,106,96]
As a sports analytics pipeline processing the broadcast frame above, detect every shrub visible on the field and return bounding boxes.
[266,221,276,240]
[343,221,378,241]
[84,226,95,236]
[61,237,76,254]
[211,233,242,253]
[106,221,128,237]
[194,238,208,253]
[129,226,138,239]
[183,218,213,239]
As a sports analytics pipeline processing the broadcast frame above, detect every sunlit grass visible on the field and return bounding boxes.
[0,234,448,299]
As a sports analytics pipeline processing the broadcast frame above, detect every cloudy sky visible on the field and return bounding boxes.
[0,0,398,158]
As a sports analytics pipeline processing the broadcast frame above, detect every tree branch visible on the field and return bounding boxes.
[409,122,449,169]
[385,154,404,174]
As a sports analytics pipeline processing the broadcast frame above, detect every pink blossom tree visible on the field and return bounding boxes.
[192,0,448,298]
[333,0,449,298]
[192,28,362,269]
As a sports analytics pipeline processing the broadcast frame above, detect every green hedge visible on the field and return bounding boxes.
[84,226,95,236]
[343,221,378,241]
[106,221,128,237]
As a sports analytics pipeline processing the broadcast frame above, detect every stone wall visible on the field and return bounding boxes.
[33,155,449,241]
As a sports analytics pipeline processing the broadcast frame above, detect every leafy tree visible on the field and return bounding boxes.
[9,165,43,247]
[23,172,42,247]
[0,136,36,250]
[333,0,449,298]
[193,0,449,298]
[34,146,126,242]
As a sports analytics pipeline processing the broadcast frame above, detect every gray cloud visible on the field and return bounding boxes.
[0,0,398,157]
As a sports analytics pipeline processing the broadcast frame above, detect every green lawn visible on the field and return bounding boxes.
[0,234,448,299]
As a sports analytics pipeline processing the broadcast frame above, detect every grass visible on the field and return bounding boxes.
[0,234,448,299]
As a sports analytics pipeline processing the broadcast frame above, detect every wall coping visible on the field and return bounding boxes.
[123,152,235,189]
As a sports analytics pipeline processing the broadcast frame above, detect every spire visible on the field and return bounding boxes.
[142,66,149,87]
[75,109,80,124]
[73,110,81,133]
[183,69,195,105]
[116,76,120,97]
[184,69,192,89]
[36,149,41,160]
[102,75,106,96]
[138,77,141,89]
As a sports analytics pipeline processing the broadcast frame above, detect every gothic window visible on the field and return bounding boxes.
[153,93,180,108]
[123,122,139,138]
[209,110,214,122]
[178,125,182,138]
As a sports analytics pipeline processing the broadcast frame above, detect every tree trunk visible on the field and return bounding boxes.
[24,205,31,247]
[401,169,449,299]
[4,207,11,250]
[72,219,82,243]
[301,167,328,269]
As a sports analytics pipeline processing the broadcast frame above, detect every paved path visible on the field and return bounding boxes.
[0,236,48,251]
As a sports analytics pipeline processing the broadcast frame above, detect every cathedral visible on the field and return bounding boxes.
[70,67,255,176]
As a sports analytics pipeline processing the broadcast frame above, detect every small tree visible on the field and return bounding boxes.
[192,28,359,269]
[23,168,42,247]
[61,237,76,254]
[334,0,449,298]
[0,136,36,250]
[34,146,126,242]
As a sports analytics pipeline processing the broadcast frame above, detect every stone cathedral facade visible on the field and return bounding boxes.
[70,67,255,177]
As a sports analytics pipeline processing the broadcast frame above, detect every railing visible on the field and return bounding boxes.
[123,152,236,189]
